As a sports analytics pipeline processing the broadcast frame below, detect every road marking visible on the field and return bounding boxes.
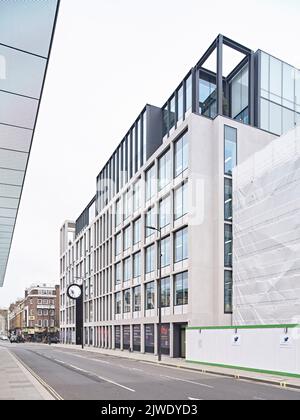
[188,397,203,400]
[161,375,214,389]
[55,350,111,365]
[94,374,136,393]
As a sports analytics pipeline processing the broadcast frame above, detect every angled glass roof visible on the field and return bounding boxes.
[0,0,60,287]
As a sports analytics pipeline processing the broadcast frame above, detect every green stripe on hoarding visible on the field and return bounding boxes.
[186,360,300,379]
[186,324,299,331]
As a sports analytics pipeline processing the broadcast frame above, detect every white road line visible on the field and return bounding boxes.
[53,357,135,393]
[161,375,214,389]
[55,350,111,365]
[188,397,203,401]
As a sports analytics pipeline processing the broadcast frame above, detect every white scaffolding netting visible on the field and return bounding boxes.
[233,126,300,325]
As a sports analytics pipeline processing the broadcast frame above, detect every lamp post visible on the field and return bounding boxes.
[146,225,162,362]
[73,277,85,350]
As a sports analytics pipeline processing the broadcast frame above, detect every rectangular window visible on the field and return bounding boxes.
[174,133,188,177]
[224,224,233,268]
[115,262,121,286]
[123,257,131,283]
[145,282,155,310]
[177,85,184,122]
[224,270,233,314]
[123,325,131,350]
[170,96,176,131]
[160,277,170,308]
[123,189,132,221]
[224,178,232,221]
[133,325,141,351]
[145,245,155,274]
[158,149,171,191]
[145,165,156,201]
[185,74,192,112]
[224,126,237,176]
[174,227,188,263]
[162,105,169,137]
[133,178,141,212]
[133,218,141,245]
[145,324,154,353]
[123,225,131,251]
[159,195,171,228]
[145,206,156,238]
[160,236,170,268]
[174,182,188,220]
[115,326,121,348]
[115,199,122,227]
[115,233,122,256]
[133,286,141,312]
[174,271,188,306]
[123,289,131,313]
[133,252,141,278]
[115,292,121,314]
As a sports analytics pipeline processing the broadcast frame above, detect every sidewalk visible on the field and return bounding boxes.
[54,343,300,391]
[0,346,53,400]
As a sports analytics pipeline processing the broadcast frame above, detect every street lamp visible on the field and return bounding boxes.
[146,225,162,362]
[71,277,85,350]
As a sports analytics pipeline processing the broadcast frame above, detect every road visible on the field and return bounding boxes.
[1,342,300,400]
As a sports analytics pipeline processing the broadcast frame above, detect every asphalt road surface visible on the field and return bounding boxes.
[1,342,300,400]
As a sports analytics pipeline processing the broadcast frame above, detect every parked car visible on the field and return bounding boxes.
[50,336,60,344]
[0,335,9,341]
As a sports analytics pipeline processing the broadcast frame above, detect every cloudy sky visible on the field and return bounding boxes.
[1,0,300,307]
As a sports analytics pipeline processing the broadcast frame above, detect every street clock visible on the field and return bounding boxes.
[67,284,82,300]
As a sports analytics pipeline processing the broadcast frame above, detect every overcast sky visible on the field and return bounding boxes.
[1,0,300,307]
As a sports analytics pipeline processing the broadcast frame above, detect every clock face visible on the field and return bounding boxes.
[67,284,82,300]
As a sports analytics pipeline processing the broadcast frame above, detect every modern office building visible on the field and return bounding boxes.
[0,0,60,287]
[60,35,300,357]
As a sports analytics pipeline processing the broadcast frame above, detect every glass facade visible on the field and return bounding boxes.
[174,133,188,177]
[160,277,170,308]
[174,182,188,220]
[260,51,300,135]
[133,252,141,278]
[145,245,155,274]
[159,195,171,229]
[158,149,171,191]
[0,1,59,286]
[123,257,131,283]
[231,65,249,123]
[123,289,131,313]
[133,286,141,312]
[160,236,170,268]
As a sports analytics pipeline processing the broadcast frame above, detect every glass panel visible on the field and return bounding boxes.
[185,74,192,112]
[270,56,282,97]
[169,96,176,130]
[270,102,282,135]
[0,149,28,171]
[145,245,155,273]
[283,107,295,133]
[162,105,168,137]
[159,195,171,228]
[260,98,269,131]
[0,91,38,129]
[0,0,58,57]
[0,124,32,152]
[158,149,171,191]
[174,227,188,263]
[224,270,233,313]
[161,277,170,308]
[260,52,269,92]
[174,272,188,306]
[224,224,232,267]
[145,282,155,310]
[283,63,295,102]
[160,236,170,268]
[296,70,300,105]
[224,178,232,221]
[224,126,237,176]
[175,134,188,177]
[0,45,46,98]
[177,85,184,121]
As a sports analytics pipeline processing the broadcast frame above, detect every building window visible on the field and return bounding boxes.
[224,224,233,268]
[174,133,188,177]
[224,178,232,221]
[185,74,192,113]
[145,282,155,310]
[158,149,171,191]
[43,319,48,328]
[160,236,170,268]
[115,262,122,286]
[123,289,131,313]
[231,65,249,122]
[115,326,121,348]
[123,189,132,221]
[123,257,131,283]
[159,195,171,229]
[224,126,237,176]
[145,206,156,238]
[133,286,141,312]
[133,252,141,278]
[145,165,156,201]
[145,324,155,353]
[133,178,141,212]
[43,309,48,316]
[145,245,155,274]
[38,309,42,316]
[115,199,122,228]
[174,227,188,263]
[123,225,131,251]
[224,270,233,314]
[115,292,121,314]
[174,271,188,306]
[115,233,122,256]
[133,218,141,245]
[38,299,42,304]
[174,182,188,220]
[177,85,184,122]
[160,277,170,308]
